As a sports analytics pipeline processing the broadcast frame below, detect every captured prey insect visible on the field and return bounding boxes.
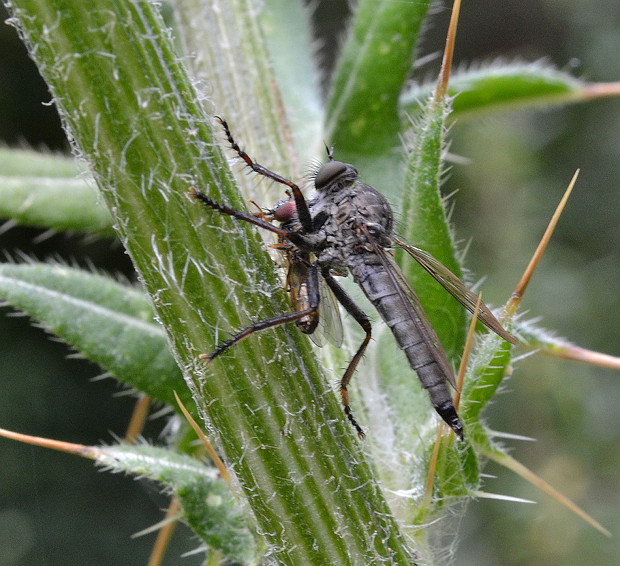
[190,117,516,440]
[252,196,344,349]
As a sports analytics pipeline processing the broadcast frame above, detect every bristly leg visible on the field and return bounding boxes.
[188,188,308,249]
[196,258,321,365]
[198,302,322,365]
[214,116,314,232]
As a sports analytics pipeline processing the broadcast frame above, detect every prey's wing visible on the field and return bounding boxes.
[394,236,516,344]
[287,257,343,348]
[312,275,344,348]
[366,228,458,390]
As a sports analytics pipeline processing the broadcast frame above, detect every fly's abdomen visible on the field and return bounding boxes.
[352,259,463,438]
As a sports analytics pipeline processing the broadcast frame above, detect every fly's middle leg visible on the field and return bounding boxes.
[323,270,372,439]
[189,188,308,249]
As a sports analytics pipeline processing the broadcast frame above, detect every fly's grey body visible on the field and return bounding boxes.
[310,162,463,438]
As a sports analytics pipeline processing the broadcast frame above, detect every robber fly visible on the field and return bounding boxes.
[190,117,516,440]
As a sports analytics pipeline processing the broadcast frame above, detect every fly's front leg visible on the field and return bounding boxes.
[201,263,321,364]
[189,188,307,249]
[322,269,372,439]
[215,117,313,232]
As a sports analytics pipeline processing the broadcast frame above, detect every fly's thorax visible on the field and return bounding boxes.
[312,183,394,241]
[309,163,396,273]
[353,184,394,236]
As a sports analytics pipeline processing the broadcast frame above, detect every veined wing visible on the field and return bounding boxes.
[366,227,458,390]
[313,274,344,348]
[394,236,516,344]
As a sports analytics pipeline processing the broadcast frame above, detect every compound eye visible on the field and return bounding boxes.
[315,160,348,191]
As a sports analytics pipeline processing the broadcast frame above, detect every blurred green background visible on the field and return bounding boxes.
[0,1,618,565]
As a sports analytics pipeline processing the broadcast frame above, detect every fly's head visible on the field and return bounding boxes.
[314,160,359,193]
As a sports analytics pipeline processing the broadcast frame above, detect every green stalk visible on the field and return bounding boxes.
[175,0,321,180]
[4,0,413,562]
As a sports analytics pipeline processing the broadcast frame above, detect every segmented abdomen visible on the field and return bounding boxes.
[351,258,463,437]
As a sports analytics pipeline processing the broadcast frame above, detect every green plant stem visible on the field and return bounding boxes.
[4,0,414,562]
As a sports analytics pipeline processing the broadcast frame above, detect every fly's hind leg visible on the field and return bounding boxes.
[322,269,372,439]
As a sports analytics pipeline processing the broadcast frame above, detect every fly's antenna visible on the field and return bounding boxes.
[323,142,335,161]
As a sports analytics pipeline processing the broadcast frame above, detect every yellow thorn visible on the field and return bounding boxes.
[506,170,579,316]
[173,391,230,484]
[435,0,462,102]
[146,497,181,566]
[125,395,152,444]
[0,427,97,459]
[454,292,483,410]
[542,343,620,370]
[487,449,611,537]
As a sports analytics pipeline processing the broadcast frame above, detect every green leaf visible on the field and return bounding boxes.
[0,263,193,413]
[0,148,113,235]
[397,96,466,361]
[95,444,259,564]
[461,333,514,425]
[401,61,588,118]
[324,0,432,190]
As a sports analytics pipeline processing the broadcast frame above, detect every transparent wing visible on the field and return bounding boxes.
[286,256,343,348]
[394,236,516,344]
[311,275,344,348]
